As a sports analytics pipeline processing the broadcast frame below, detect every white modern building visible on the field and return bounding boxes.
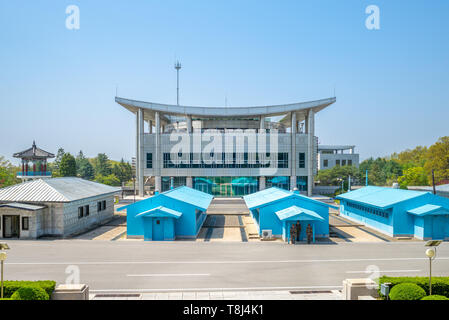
[317,145,359,170]
[0,178,120,239]
[116,96,337,197]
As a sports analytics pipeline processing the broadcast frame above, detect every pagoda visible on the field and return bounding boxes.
[13,141,55,180]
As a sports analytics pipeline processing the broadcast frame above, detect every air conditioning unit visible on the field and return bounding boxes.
[262,230,272,240]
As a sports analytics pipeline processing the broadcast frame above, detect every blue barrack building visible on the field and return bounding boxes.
[118,186,213,241]
[336,186,449,240]
[243,187,336,242]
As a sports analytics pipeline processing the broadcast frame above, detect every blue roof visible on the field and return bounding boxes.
[243,187,291,209]
[275,206,324,221]
[136,206,182,219]
[336,186,429,209]
[407,204,449,216]
[117,186,213,212]
[162,186,214,210]
[243,187,337,210]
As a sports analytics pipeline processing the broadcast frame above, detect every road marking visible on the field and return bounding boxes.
[6,257,449,266]
[346,269,421,274]
[90,285,343,293]
[127,273,210,277]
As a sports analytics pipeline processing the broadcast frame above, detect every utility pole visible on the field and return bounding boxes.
[432,169,436,195]
[175,61,182,105]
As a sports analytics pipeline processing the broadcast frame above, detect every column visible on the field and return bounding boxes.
[148,120,153,134]
[290,112,297,190]
[307,109,315,197]
[186,176,193,188]
[155,111,161,192]
[186,115,192,133]
[137,108,145,197]
[259,116,265,131]
[22,160,24,175]
[259,176,266,190]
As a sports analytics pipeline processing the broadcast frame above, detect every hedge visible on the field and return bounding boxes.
[421,295,449,300]
[389,283,426,300]
[10,286,49,300]
[2,281,56,299]
[378,276,449,299]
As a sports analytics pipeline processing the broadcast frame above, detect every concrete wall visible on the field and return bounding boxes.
[62,195,115,237]
[142,133,315,177]
[318,153,359,170]
[0,207,45,239]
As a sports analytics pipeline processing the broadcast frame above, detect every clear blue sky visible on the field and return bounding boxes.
[1,1,448,163]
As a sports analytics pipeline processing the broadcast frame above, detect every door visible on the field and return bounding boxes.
[432,216,446,240]
[3,215,20,238]
[152,218,165,241]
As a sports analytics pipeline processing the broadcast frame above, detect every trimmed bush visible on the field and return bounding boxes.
[10,286,49,300]
[389,283,426,300]
[378,276,449,299]
[421,295,449,300]
[3,281,56,298]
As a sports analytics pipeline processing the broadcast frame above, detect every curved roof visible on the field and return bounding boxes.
[13,141,55,160]
[115,96,336,118]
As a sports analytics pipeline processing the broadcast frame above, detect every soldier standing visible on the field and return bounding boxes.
[290,223,296,244]
[306,224,313,244]
[296,221,301,242]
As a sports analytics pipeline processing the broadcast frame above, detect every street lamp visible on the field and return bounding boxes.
[0,242,10,299]
[425,240,442,295]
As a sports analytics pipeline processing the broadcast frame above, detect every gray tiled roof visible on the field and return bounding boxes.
[13,142,55,159]
[0,178,120,203]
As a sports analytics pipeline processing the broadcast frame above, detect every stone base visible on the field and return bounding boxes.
[342,278,379,300]
[51,284,89,300]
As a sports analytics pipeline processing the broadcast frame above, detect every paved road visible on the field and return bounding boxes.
[2,240,449,293]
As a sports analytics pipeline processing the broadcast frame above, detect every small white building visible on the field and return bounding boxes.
[317,145,359,170]
[0,178,120,239]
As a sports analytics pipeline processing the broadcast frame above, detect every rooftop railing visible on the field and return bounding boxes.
[17,171,52,177]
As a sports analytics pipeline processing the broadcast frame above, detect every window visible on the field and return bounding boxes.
[348,160,352,166]
[97,201,102,212]
[342,160,346,166]
[102,200,106,210]
[299,153,305,168]
[323,159,328,167]
[146,153,153,169]
[85,205,90,217]
[336,160,340,166]
[78,206,84,219]
[22,217,29,230]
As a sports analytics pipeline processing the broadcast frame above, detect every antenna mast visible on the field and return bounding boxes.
[175,61,182,105]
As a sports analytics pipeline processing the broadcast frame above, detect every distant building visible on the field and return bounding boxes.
[337,186,449,240]
[243,187,336,242]
[115,96,337,197]
[317,145,359,170]
[0,178,120,239]
[118,186,213,241]
[13,141,54,181]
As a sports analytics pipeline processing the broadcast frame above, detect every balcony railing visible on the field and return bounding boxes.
[17,171,52,177]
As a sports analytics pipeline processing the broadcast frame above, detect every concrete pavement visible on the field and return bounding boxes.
[2,240,448,295]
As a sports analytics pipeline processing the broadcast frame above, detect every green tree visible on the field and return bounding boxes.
[112,159,133,184]
[0,156,19,188]
[315,165,359,186]
[398,167,429,188]
[76,151,95,180]
[93,153,112,176]
[95,174,121,186]
[59,153,77,177]
[423,136,449,184]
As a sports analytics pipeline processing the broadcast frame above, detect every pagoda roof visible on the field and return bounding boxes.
[13,141,55,160]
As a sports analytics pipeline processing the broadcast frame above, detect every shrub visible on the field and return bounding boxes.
[421,295,449,300]
[389,283,426,300]
[378,276,449,299]
[3,281,56,298]
[10,286,49,300]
